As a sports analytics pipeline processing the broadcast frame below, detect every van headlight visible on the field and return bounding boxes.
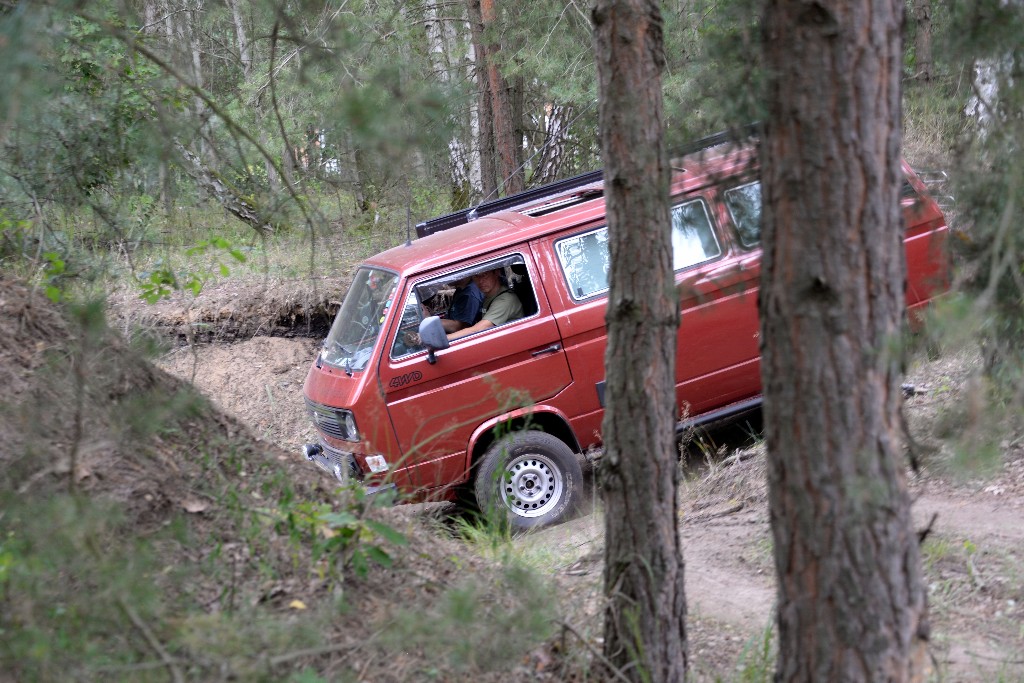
[338,410,359,442]
[306,399,360,442]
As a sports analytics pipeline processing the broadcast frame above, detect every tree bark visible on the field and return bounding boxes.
[760,0,929,680]
[532,103,572,186]
[175,142,272,235]
[479,0,523,196]
[466,0,523,198]
[592,1,687,681]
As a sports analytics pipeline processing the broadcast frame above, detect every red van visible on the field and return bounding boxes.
[302,132,949,529]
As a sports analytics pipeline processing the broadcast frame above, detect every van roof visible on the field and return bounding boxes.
[415,127,759,238]
[369,131,759,279]
[367,197,608,277]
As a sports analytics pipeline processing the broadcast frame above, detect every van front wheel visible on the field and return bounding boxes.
[474,431,582,530]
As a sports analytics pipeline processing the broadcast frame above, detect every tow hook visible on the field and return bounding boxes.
[303,442,347,482]
[302,443,323,461]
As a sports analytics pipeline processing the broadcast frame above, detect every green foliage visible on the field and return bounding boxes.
[0,496,166,680]
[40,252,67,302]
[954,137,1024,392]
[382,562,555,675]
[0,492,341,681]
[934,1,1024,403]
[275,487,407,581]
[730,624,776,683]
[137,235,249,302]
[2,4,171,205]
[449,507,518,559]
[663,0,766,145]
[0,210,35,266]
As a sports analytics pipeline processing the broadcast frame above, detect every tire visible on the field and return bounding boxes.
[473,430,582,531]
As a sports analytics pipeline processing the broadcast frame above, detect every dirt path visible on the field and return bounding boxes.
[915,491,1024,543]
[157,337,321,455]
[157,335,1024,680]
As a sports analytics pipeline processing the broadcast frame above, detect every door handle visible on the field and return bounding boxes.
[531,343,562,357]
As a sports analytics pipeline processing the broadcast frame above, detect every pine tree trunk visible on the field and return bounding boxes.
[479,0,522,196]
[760,0,929,680]
[476,0,523,197]
[592,1,687,681]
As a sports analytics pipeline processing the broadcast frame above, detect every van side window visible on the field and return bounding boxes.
[390,255,537,359]
[555,197,722,301]
[724,181,762,248]
[671,198,721,269]
[555,228,611,300]
[390,291,425,358]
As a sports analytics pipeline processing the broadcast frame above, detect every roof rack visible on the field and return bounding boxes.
[415,169,603,238]
[415,125,758,239]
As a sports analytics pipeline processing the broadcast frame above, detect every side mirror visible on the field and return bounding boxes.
[418,316,449,364]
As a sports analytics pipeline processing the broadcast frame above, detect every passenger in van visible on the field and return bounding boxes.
[438,277,484,333]
[447,268,524,340]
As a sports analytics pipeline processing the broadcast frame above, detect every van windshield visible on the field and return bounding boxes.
[321,267,399,373]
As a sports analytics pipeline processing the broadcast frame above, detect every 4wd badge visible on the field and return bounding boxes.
[389,371,423,388]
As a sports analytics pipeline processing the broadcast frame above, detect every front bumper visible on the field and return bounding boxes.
[301,442,398,496]
[303,442,359,484]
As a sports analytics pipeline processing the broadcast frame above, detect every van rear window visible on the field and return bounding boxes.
[556,198,722,300]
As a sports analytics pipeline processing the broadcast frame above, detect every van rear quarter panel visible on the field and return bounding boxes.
[901,207,950,324]
[530,165,947,453]
[531,184,763,449]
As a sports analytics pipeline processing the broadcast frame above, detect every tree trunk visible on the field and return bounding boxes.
[425,1,474,208]
[175,142,271,235]
[532,103,571,185]
[466,0,499,200]
[187,0,207,158]
[760,0,929,680]
[468,0,523,198]
[479,0,523,196]
[227,0,252,77]
[592,1,686,681]
[912,0,933,83]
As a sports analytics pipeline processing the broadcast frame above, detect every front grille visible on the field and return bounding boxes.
[306,443,361,483]
[305,397,354,441]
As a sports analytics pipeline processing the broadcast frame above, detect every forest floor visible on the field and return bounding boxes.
[127,275,1024,682]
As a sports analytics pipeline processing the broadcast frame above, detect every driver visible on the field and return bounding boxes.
[438,276,484,333]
